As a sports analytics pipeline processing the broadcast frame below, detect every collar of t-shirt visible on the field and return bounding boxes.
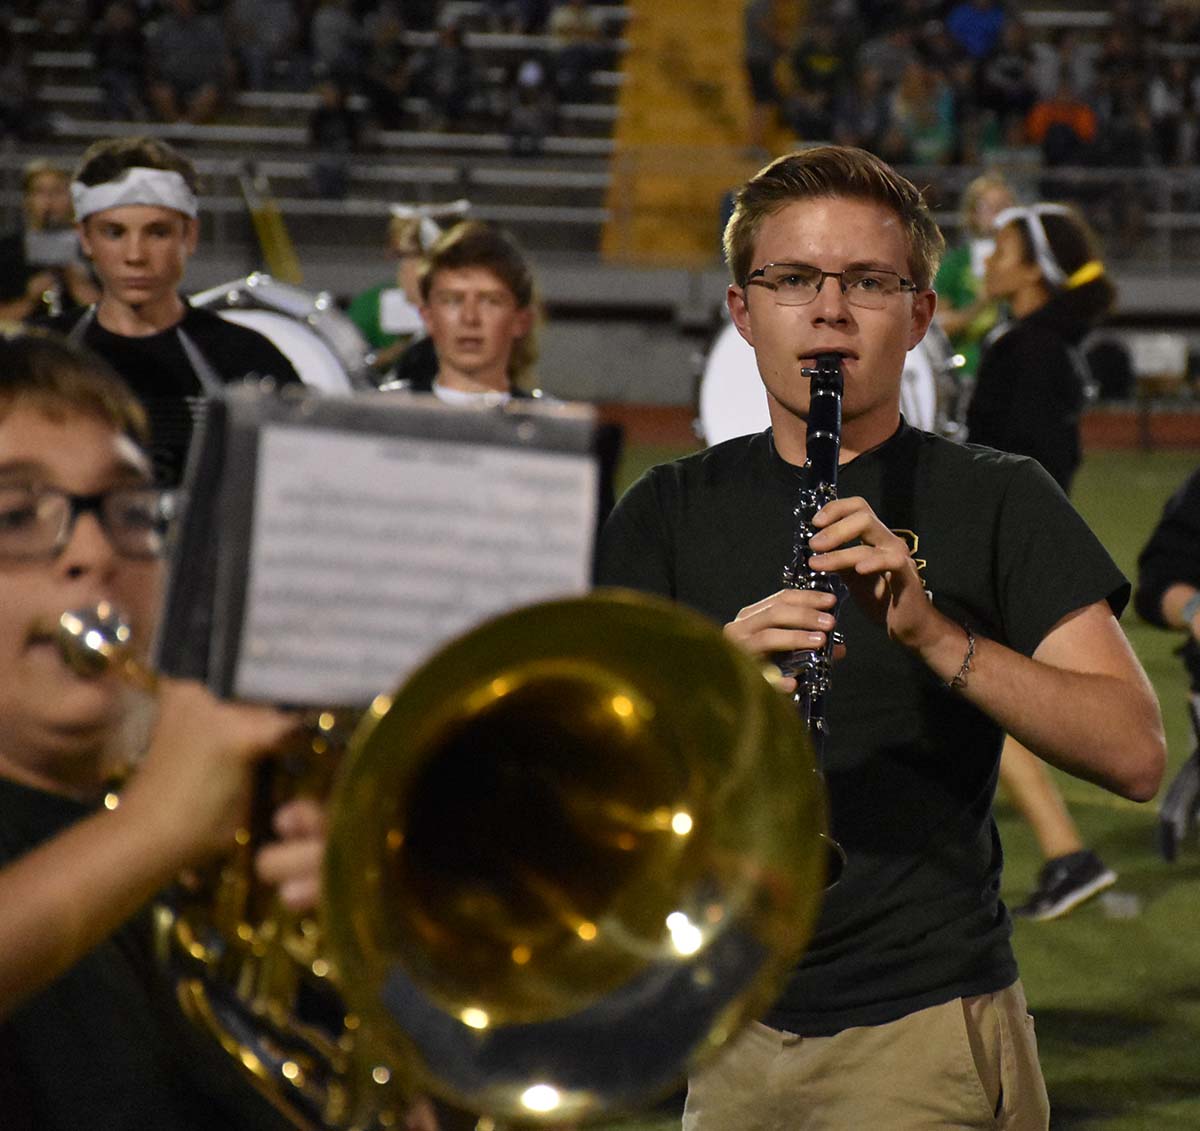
[432,381,512,407]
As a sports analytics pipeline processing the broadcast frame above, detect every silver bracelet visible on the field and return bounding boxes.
[947,624,975,691]
[1181,591,1200,631]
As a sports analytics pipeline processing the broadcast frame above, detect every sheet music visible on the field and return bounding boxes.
[234,421,598,705]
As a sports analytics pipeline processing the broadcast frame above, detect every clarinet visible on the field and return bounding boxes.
[780,352,848,881]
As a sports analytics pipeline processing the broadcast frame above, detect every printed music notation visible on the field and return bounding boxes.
[233,422,599,705]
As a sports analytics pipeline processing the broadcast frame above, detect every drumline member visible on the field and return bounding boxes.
[0,329,320,1130]
[49,136,301,486]
[596,145,1165,1129]
[386,219,545,404]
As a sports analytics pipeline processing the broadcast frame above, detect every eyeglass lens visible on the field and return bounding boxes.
[752,265,910,308]
[0,485,172,559]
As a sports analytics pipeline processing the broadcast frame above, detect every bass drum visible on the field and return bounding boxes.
[697,320,956,446]
[191,273,375,394]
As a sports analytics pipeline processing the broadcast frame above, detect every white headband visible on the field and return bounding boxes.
[389,198,470,251]
[71,167,198,221]
[992,204,1075,287]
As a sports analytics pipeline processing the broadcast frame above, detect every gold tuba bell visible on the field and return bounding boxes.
[61,590,830,1129]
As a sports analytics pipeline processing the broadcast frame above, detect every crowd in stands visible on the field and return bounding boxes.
[746,0,1200,212]
[1,0,620,165]
[736,0,1200,251]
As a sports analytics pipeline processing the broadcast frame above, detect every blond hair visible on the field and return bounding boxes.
[723,145,945,291]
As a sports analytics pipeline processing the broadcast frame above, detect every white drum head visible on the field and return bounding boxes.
[700,321,944,444]
[699,322,770,446]
[215,308,353,395]
[900,339,937,433]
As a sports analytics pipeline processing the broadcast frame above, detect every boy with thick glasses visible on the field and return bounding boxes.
[0,330,321,1130]
[597,146,1164,1129]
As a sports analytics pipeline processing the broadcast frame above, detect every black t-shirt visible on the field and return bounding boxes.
[50,303,302,486]
[596,421,1128,1036]
[1135,465,1200,688]
[0,778,295,1131]
[0,232,31,300]
[0,229,93,320]
[966,303,1089,493]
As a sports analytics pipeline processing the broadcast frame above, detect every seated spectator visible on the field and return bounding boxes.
[227,0,302,90]
[308,75,360,199]
[548,0,606,104]
[483,0,551,34]
[831,63,891,153]
[411,21,485,131]
[309,0,364,84]
[506,55,558,154]
[93,1,147,121]
[145,0,232,125]
[979,17,1037,133]
[856,20,918,90]
[360,5,411,129]
[786,84,835,143]
[1093,26,1148,95]
[945,0,1006,62]
[790,22,849,100]
[743,0,785,154]
[945,54,987,162]
[916,17,962,77]
[0,27,46,142]
[1030,27,1098,105]
[1026,81,1098,166]
[1148,57,1195,166]
[889,59,956,164]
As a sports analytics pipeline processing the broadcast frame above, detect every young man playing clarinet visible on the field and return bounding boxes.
[596,146,1164,1129]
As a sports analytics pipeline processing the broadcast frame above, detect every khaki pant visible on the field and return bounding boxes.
[682,981,1049,1130]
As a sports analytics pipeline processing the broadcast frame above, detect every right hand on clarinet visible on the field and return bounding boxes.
[805,495,939,651]
[725,588,841,693]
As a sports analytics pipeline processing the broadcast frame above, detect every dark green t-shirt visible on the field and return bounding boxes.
[0,778,295,1131]
[596,421,1128,1036]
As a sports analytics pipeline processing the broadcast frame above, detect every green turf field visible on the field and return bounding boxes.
[596,445,1200,1131]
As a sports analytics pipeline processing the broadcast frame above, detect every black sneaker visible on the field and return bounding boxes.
[1011,850,1117,922]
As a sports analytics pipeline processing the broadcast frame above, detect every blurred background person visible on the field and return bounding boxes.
[742,0,785,154]
[92,1,147,122]
[0,161,98,326]
[970,201,1121,921]
[1136,466,1200,861]
[144,0,232,125]
[307,73,360,200]
[933,171,1016,388]
[401,219,542,403]
[347,200,469,382]
[227,0,302,91]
